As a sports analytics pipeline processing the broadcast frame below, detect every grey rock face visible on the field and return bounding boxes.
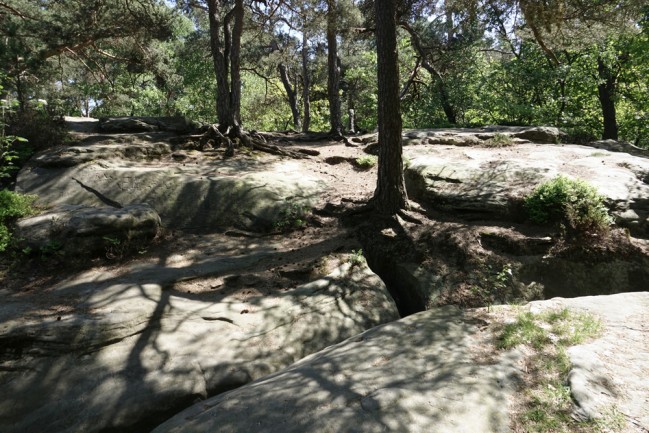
[0,263,399,433]
[98,116,199,134]
[527,293,649,428]
[403,143,649,237]
[151,306,522,433]
[17,154,326,232]
[14,203,161,256]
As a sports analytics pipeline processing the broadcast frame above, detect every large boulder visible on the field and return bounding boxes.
[0,263,399,433]
[17,138,326,232]
[98,116,199,134]
[404,143,649,237]
[14,203,161,257]
[151,306,521,433]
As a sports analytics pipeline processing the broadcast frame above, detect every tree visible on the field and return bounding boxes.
[372,0,408,214]
[326,0,343,136]
[0,0,177,111]
[206,0,245,134]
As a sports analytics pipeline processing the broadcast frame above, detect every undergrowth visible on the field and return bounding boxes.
[525,176,612,237]
[0,189,36,252]
[497,308,622,433]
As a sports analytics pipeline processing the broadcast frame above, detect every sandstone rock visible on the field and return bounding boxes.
[17,157,326,232]
[404,143,649,236]
[526,293,649,428]
[32,139,172,167]
[511,126,564,143]
[0,263,399,433]
[588,139,649,158]
[14,203,161,256]
[98,116,199,134]
[151,306,521,433]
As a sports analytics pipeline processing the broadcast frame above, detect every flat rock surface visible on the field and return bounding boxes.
[527,292,649,432]
[152,306,522,433]
[0,261,398,433]
[403,142,649,235]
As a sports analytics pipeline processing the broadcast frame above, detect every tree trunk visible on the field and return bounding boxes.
[301,30,311,133]
[437,79,457,124]
[326,0,342,136]
[207,0,243,133]
[229,0,244,134]
[597,56,618,140]
[278,63,302,130]
[373,0,408,215]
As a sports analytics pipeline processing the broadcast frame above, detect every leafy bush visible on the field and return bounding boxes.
[273,202,309,232]
[0,189,36,252]
[355,155,377,169]
[485,132,514,147]
[524,176,612,235]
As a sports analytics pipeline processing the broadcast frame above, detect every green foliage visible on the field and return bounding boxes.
[498,308,603,433]
[524,176,612,235]
[273,202,310,232]
[485,133,514,147]
[354,155,377,169]
[0,189,36,252]
[348,249,366,267]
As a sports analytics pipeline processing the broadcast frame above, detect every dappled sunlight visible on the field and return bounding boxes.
[152,307,521,433]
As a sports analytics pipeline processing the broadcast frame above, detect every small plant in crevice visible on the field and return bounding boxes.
[525,175,613,237]
[354,155,377,170]
[273,202,310,232]
[485,132,514,147]
[348,249,366,268]
[497,308,607,433]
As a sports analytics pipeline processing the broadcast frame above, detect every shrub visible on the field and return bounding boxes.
[524,176,612,235]
[485,132,514,147]
[355,155,378,169]
[0,189,36,252]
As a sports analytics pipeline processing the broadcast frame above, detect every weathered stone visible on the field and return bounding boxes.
[98,116,199,134]
[510,126,564,143]
[588,139,649,158]
[14,204,161,256]
[0,263,399,433]
[526,293,649,427]
[32,140,172,167]
[17,158,326,232]
[404,143,649,236]
[151,306,522,433]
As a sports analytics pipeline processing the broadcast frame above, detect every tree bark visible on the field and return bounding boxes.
[301,29,311,132]
[597,56,618,140]
[326,0,343,136]
[373,0,408,215]
[278,63,302,130]
[207,0,243,133]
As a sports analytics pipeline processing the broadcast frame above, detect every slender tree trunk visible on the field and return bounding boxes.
[278,63,302,130]
[207,0,243,133]
[301,30,311,133]
[437,79,457,124]
[597,56,618,140]
[207,0,229,126]
[373,0,408,214]
[326,0,342,136]
[229,0,244,134]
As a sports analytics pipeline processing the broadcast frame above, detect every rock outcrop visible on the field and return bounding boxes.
[152,305,522,433]
[527,293,649,429]
[17,122,326,232]
[403,143,649,237]
[0,263,399,433]
[15,203,161,257]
